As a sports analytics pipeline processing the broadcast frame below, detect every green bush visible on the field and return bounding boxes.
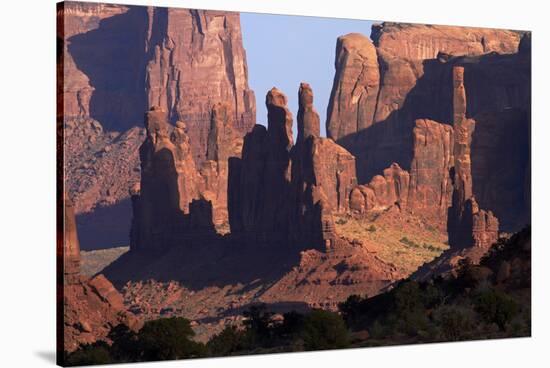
[138,317,206,361]
[474,288,519,330]
[301,310,350,351]
[207,326,245,356]
[335,217,348,225]
[432,305,476,341]
[399,237,420,248]
[64,341,113,366]
[367,225,377,232]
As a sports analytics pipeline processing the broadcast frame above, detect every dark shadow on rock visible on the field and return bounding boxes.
[76,198,132,250]
[68,6,150,131]
[104,134,301,291]
[335,51,530,232]
[102,237,301,292]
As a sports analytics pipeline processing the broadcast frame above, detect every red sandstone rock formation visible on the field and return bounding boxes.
[201,103,244,226]
[228,88,294,245]
[348,119,453,226]
[62,194,81,285]
[326,25,529,231]
[145,8,255,162]
[291,83,357,250]
[227,84,358,250]
[407,119,454,218]
[347,66,500,247]
[64,274,142,353]
[448,66,499,249]
[131,107,203,251]
[327,33,380,140]
[59,3,255,138]
[60,195,140,353]
[59,2,256,249]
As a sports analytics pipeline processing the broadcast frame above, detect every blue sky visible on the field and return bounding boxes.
[241,13,375,137]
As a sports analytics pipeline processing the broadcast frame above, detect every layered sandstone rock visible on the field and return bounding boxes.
[448,66,499,249]
[326,33,379,140]
[131,107,203,251]
[348,118,453,226]
[64,273,141,353]
[407,119,454,218]
[59,3,256,249]
[59,3,255,137]
[201,103,244,226]
[347,66,500,246]
[291,83,357,250]
[228,85,357,250]
[60,196,140,352]
[228,88,293,244]
[326,25,529,232]
[145,8,256,162]
[62,194,81,285]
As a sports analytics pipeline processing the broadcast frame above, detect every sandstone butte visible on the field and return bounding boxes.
[327,25,530,232]
[58,2,255,248]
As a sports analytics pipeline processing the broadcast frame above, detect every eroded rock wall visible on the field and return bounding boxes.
[326,25,529,231]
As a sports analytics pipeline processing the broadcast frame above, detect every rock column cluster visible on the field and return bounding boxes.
[132,84,357,252]
[326,26,529,231]
[347,66,499,248]
[448,66,499,248]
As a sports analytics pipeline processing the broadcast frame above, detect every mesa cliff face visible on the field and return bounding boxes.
[326,23,530,232]
[58,2,256,248]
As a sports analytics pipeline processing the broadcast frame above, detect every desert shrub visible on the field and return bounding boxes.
[301,310,350,351]
[276,311,306,339]
[367,225,377,232]
[394,281,423,312]
[137,317,206,361]
[339,294,365,327]
[242,304,274,347]
[432,305,476,341]
[423,243,443,252]
[335,217,348,225]
[64,341,113,366]
[473,288,519,330]
[399,237,420,248]
[207,325,246,356]
[108,324,140,362]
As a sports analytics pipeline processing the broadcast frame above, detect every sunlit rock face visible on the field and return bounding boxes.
[327,24,529,232]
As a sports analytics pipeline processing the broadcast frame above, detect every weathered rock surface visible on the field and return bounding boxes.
[131,107,203,251]
[229,85,357,250]
[64,274,142,353]
[290,83,357,250]
[61,194,81,285]
[447,66,500,249]
[59,2,255,138]
[60,195,140,353]
[326,24,529,232]
[59,2,256,249]
[64,118,145,249]
[407,119,454,218]
[327,33,379,140]
[228,88,294,245]
[348,118,453,227]
[145,8,256,162]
